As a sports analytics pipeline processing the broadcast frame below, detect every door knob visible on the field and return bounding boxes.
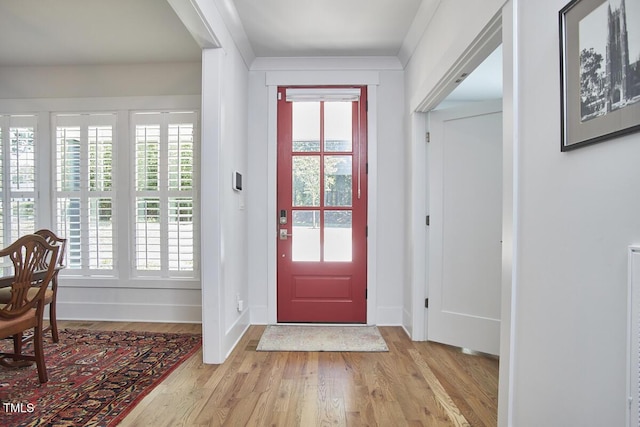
[279,229,293,240]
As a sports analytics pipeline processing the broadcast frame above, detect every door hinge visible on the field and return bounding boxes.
[366,289,368,299]
[426,215,430,226]
[278,92,282,101]
[366,100,368,112]
[365,225,368,238]
[425,298,429,308]
[366,162,368,174]
[425,132,430,143]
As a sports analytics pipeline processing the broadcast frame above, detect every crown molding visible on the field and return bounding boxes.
[398,0,442,68]
[250,56,403,72]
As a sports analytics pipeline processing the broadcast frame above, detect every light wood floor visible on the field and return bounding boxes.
[58,321,499,427]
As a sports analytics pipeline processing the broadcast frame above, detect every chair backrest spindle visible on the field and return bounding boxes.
[0,234,59,319]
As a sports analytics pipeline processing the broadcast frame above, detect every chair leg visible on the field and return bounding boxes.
[50,300,59,343]
[50,276,59,343]
[12,333,22,356]
[33,325,47,384]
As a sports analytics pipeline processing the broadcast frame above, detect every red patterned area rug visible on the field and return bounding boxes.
[0,329,201,426]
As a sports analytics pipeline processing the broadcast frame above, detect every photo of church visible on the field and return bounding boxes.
[579,0,640,121]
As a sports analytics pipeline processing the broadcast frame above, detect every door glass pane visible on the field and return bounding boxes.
[324,156,352,207]
[292,210,320,261]
[293,102,320,152]
[293,156,320,207]
[324,211,352,262]
[324,102,352,152]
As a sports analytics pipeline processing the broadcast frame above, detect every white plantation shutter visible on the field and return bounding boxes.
[54,113,116,273]
[0,115,38,246]
[133,111,198,277]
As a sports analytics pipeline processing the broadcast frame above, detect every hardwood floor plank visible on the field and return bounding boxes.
[57,322,498,426]
[409,348,470,426]
[419,343,499,427]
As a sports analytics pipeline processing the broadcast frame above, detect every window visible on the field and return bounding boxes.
[1,106,199,284]
[54,114,115,273]
[0,115,38,247]
[132,111,198,277]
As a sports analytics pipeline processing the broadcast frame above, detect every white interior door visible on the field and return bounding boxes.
[427,100,502,355]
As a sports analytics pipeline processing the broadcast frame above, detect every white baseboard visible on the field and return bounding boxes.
[58,301,401,328]
[249,305,403,326]
[224,309,251,359]
[57,302,202,323]
[403,307,413,337]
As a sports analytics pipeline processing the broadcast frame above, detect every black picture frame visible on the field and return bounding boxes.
[559,0,640,151]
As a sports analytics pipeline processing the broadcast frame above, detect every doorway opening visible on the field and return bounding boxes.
[426,45,503,355]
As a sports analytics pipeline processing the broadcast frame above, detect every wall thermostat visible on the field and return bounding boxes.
[232,171,242,191]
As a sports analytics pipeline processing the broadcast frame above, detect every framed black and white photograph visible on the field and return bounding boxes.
[560,0,640,151]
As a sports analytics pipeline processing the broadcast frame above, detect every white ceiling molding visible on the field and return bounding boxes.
[397,0,442,67]
[251,56,402,72]
[211,0,256,66]
[167,0,221,49]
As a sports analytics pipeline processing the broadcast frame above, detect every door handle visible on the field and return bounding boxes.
[279,229,293,240]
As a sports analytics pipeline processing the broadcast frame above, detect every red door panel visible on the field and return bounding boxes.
[277,86,367,323]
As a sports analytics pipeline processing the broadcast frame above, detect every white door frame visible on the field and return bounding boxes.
[407,4,518,426]
[263,71,380,325]
[409,11,503,342]
[407,110,429,339]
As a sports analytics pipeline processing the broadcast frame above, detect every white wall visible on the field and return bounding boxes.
[0,63,201,99]
[247,60,405,326]
[511,1,638,425]
[217,47,250,341]
[194,0,251,363]
[375,70,406,324]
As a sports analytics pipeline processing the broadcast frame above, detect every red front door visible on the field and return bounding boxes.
[277,86,367,323]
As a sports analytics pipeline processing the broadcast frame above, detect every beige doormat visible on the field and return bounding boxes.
[256,325,388,352]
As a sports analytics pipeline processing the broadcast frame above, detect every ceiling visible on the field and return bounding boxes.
[0,0,501,101]
[232,0,423,57]
[0,0,201,66]
[0,0,425,66]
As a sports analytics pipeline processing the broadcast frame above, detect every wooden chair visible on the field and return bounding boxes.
[0,234,59,383]
[0,229,66,342]
[34,229,66,342]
